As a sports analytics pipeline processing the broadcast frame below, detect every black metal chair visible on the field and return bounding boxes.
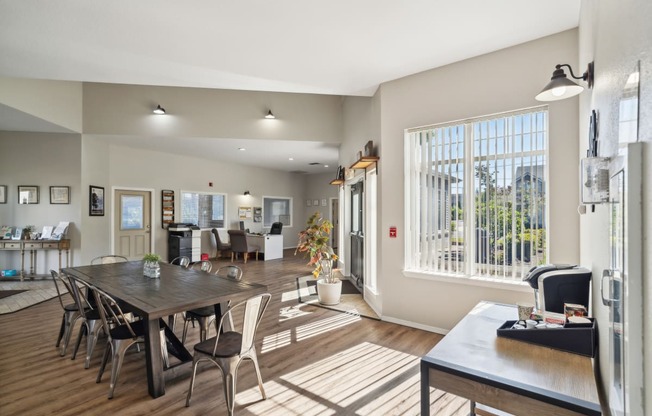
[91,285,169,399]
[65,273,104,369]
[181,266,243,344]
[185,293,272,415]
[51,270,87,357]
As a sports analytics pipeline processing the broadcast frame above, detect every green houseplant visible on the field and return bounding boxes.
[22,225,36,239]
[142,253,162,278]
[296,212,338,281]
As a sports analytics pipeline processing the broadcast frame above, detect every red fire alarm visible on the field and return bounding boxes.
[389,226,397,238]
[209,182,213,187]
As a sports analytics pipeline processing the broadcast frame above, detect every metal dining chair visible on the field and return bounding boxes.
[181,265,243,344]
[91,285,169,399]
[91,255,128,265]
[170,256,190,267]
[65,273,104,369]
[185,293,272,416]
[188,260,212,272]
[51,270,87,357]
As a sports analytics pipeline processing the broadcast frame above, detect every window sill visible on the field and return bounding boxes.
[402,269,531,293]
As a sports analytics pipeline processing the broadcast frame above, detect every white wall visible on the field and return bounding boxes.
[579,0,652,408]
[374,30,581,331]
[0,132,82,272]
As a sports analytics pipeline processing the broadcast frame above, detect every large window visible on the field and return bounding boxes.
[263,196,292,227]
[180,191,226,228]
[405,107,548,281]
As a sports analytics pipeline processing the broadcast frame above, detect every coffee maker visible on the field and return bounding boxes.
[523,264,592,314]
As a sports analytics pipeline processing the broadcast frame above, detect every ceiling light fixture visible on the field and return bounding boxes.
[238,147,246,151]
[244,190,250,196]
[153,104,166,115]
[265,110,275,119]
[535,62,594,102]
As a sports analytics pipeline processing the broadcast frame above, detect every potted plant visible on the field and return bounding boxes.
[295,212,340,305]
[22,225,36,240]
[143,253,162,278]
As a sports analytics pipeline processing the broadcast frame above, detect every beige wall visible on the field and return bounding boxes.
[0,132,82,271]
[0,77,83,132]
[375,29,581,331]
[579,0,652,409]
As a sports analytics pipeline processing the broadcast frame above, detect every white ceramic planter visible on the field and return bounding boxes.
[317,279,342,305]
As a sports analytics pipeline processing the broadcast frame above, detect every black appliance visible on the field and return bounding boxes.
[523,264,592,314]
[167,223,198,262]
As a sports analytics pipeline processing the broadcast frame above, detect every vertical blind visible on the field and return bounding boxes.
[405,107,548,281]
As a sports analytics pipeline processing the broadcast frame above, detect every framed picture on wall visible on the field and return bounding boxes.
[18,185,39,204]
[89,185,105,216]
[0,185,6,204]
[50,186,70,204]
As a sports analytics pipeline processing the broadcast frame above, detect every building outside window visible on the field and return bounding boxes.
[405,107,548,281]
[263,196,292,227]
[180,191,226,228]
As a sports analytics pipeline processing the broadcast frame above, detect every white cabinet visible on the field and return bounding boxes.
[246,234,283,261]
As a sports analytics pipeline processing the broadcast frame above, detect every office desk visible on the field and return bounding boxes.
[62,261,268,398]
[0,239,70,279]
[420,301,601,416]
[246,234,283,260]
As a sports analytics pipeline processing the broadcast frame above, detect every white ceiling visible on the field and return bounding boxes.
[0,0,580,173]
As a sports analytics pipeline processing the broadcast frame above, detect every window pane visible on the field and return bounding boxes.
[406,108,548,281]
[121,195,144,230]
[263,197,292,227]
[181,191,226,228]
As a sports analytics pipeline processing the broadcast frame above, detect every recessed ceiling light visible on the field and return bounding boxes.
[238,148,246,151]
[289,157,294,161]
[324,165,329,168]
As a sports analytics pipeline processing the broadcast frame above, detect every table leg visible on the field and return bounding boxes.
[144,318,165,398]
[20,246,25,280]
[421,360,430,416]
[30,250,36,275]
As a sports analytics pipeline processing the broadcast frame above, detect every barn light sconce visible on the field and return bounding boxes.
[535,62,594,101]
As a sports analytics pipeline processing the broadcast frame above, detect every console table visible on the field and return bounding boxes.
[421,301,602,416]
[0,239,70,280]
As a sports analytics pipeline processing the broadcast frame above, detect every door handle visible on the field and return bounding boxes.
[601,269,614,306]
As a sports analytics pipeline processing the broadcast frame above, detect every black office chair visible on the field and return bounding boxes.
[270,222,283,234]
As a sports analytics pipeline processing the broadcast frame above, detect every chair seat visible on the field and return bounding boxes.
[109,318,146,340]
[64,303,80,312]
[186,306,216,318]
[194,331,242,358]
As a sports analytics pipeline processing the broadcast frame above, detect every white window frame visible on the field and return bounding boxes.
[404,106,548,289]
[179,190,227,229]
[262,196,293,228]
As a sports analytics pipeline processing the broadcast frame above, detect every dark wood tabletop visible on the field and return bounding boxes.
[62,261,268,398]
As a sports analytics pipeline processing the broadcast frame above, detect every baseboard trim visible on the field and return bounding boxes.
[381,315,449,335]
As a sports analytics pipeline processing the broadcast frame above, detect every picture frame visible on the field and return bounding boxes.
[0,185,6,204]
[312,199,319,207]
[50,186,70,204]
[89,185,105,216]
[18,185,39,204]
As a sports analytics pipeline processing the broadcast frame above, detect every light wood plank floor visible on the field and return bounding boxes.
[0,251,469,416]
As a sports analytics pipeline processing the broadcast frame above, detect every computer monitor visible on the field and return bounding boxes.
[270,222,283,235]
[239,221,245,231]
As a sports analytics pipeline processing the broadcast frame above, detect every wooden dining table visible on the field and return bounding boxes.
[62,261,268,398]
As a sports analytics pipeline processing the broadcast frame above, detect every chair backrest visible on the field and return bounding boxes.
[51,269,74,310]
[212,229,230,250]
[212,293,271,356]
[188,260,212,273]
[170,256,190,267]
[91,255,129,265]
[270,222,283,235]
[64,273,95,320]
[227,230,248,253]
[215,265,243,281]
[91,286,139,340]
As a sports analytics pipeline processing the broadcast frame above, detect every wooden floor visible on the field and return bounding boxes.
[0,251,469,416]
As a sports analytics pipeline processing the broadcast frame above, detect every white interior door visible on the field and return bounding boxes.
[114,189,151,259]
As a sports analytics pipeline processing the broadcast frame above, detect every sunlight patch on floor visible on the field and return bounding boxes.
[261,329,292,353]
[240,342,424,415]
[295,313,360,341]
[281,285,314,302]
[278,305,312,322]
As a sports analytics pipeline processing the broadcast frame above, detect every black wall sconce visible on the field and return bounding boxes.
[244,190,251,196]
[153,104,166,114]
[535,62,594,102]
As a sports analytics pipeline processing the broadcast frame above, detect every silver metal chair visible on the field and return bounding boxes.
[188,260,212,272]
[181,265,243,344]
[66,274,104,369]
[185,293,272,415]
[91,286,169,399]
[170,256,190,267]
[91,255,128,265]
[51,270,87,357]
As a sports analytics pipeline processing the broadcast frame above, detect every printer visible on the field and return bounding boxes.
[168,223,201,262]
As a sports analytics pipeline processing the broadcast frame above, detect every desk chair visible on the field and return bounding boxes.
[227,230,258,263]
[186,293,272,416]
[212,228,231,259]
